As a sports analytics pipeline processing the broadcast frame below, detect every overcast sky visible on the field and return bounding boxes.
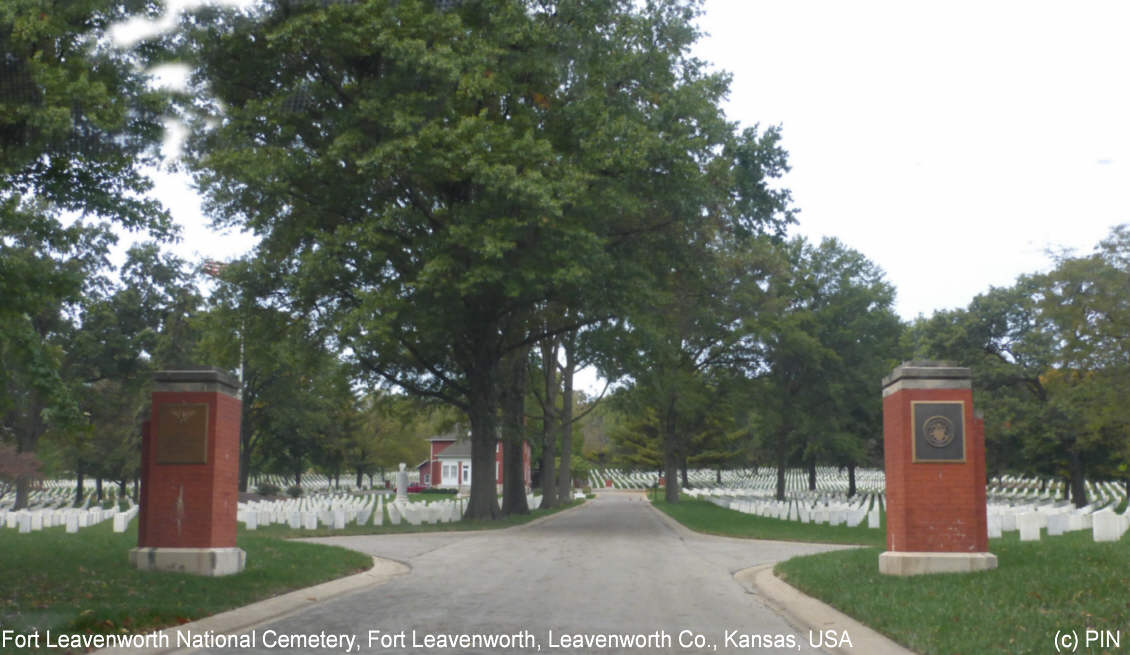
[120,0,1130,321]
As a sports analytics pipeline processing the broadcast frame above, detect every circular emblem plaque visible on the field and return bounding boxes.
[923,416,954,448]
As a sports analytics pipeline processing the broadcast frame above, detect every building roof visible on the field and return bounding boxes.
[435,439,473,459]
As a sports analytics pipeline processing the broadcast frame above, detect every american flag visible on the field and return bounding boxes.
[202,260,228,277]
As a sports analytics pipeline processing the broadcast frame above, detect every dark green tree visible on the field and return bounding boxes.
[179,0,761,518]
[760,237,903,500]
[2,0,174,507]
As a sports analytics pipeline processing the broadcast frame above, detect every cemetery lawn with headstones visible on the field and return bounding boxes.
[250,496,583,538]
[651,497,886,546]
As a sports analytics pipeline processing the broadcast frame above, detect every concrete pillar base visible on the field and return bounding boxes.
[130,547,246,576]
[879,551,997,576]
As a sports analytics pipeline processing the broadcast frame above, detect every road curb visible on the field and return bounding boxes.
[95,556,409,655]
[734,564,917,655]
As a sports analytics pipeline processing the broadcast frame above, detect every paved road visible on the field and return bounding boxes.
[196,493,854,654]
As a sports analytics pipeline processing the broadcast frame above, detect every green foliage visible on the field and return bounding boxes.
[178,0,769,518]
[2,1,175,506]
[758,237,905,497]
[1,0,172,235]
[910,224,1130,503]
[256,482,282,497]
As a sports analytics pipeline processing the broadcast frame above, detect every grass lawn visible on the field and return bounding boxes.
[1,498,582,653]
[776,530,1130,655]
[651,496,886,546]
[0,521,371,652]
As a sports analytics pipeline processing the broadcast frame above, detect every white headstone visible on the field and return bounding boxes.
[1092,512,1128,542]
[1046,513,1068,536]
[987,513,1002,538]
[1018,512,1042,541]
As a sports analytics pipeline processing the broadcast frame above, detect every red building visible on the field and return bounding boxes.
[417,429,531,491]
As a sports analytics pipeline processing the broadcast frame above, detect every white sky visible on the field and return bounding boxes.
[119,0,1130,322]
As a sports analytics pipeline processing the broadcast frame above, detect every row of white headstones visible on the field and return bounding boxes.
[682,485,1130,543]
[1,491,138,534]
[0,486,548,534]
[591,467,888,495]
[688,489,884,529]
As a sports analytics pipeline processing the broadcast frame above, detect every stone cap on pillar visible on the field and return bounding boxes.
[154,367,241,397]
[882,360,970,396]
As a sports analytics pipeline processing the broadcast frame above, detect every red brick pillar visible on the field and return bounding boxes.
[129,368,245,576]
[879,361,997,575]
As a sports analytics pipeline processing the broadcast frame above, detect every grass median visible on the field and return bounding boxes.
[0,498,583,653]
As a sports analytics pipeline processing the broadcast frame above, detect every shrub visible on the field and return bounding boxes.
[257,483,282,497]
[286,485,303,498]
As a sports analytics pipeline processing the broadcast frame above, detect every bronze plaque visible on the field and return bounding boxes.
[912,401,966,462]
[155,403,209,465]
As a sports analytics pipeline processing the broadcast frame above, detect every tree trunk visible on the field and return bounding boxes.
[13,398,46,510]
[238,395,252,492]
[680,456,688,489]
[501,345,530,516]
[96,477,103,502]
[716,468,722,485]
[663,443,680,503]
[464,355,502,520]
[356,468,363,489]
[539,338,559,509]
[295,470,302,487]
[663,398,680,503]
[807,460,816,491]
[556,334,575,501]
[118,479,127,504]
[74,465,85,507]
[847,463,857,498]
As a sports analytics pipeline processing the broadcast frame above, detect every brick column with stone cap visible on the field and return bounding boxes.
[879,361,997,576]
[130,367,245,576]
